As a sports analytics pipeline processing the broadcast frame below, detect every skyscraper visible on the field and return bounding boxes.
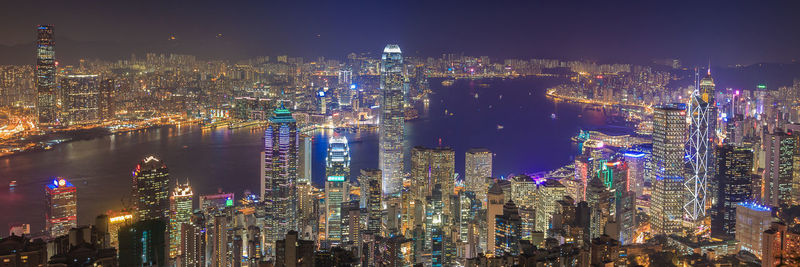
[465,148,492,205]
[325,136,350,245]
[98,78,115,121]
[133,156,170,221]
[762,130,796,207]
[169,181,193,259]
[379,44,405,195]
[45,178,77,237]
[735,202,773,259]
[494,200,522,257]
[62,74,100,125]
[35,25,58,126]
[261,104,299,254]
[685,70,716,222]
[411,146,456,237]
[712,145,753,238]
[358,169,383,233]
[650,104,687,235]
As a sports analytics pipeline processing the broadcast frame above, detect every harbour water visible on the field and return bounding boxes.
[0,77,611,233]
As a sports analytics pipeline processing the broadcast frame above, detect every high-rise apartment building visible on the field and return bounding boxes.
[133,156,170,221]
[46,178,77,237]
[379,44,405,195]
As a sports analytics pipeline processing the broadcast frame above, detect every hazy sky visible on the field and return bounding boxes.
[2,0,800,65]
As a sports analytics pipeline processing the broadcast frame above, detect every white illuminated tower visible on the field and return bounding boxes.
[379,44,405,195]
[685,68,715,223]
[325,136,350,245]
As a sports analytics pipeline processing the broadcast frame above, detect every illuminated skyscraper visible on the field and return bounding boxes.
[358,169,383,233]
[379,44,405,195]
[735,202,773,259]
[650,104,687,235]
[133,156,170,221]
[35,25,58,126]
[261,104,299,254]
[325,136,350,245]
[169,181,193,259]
[45,178,77,237]
[762,130,796,207]
[411,146,456,233]
[62,74,100,125]
[465,148,492,205]
[494,200,521,257]
[712,145,753,238]
[485,183,504,254]
[685,70,716,222]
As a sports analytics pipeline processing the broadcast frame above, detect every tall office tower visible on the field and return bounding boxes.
[457,191,480,244]
[586,177,610,240]
[62,74,100,125]
[107,211,134,250]
[298,135,312,183]
[426,185,445,267]
[650,104,687,235]
[465,148,493,205]
[379,44,405,195]
[180,212,206,267]
[735,202,773,259]
[574,155,591,201]
[325,136,350,245]
[340,200,361,249]
[133,156,170,221]
[510,175,537,208]
[169,181,193,259]
[712,145,753,238]
[615,191,637,245]
[534,179,567,235]
[261,104,299,253]
[99,78,114,121]
[358,169,383,233]
[685,70,716,223]
[762,130,796,207]
[623,151,647,197]
[411,146,456,215]
[35,25,58,126]
[118,219,167,267]
[494,200,522,257]
[46,178,77,237]
[485,183,504,254]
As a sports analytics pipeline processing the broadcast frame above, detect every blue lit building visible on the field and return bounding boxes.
[45,178,76,237]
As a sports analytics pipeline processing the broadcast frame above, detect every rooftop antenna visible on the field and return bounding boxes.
[707,58,711,76]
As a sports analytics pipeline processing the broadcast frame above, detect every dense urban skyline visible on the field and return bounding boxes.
[3,1,800,266]
[2,1,800,66]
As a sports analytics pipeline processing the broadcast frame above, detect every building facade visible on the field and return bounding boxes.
[379,44,405,195]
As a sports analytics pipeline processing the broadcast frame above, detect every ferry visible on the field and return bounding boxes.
[9,180,17,188]
[441,79,455,86]
[551,113,557,119]
[497,124,504,130]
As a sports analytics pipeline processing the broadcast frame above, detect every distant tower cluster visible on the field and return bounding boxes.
[379,44,405,196]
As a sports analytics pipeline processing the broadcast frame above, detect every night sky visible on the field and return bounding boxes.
[2,0,800,66]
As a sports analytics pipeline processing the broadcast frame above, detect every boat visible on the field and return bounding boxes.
[441,79,455,86]
[551,113,557,119]
[9,180,16,188]
[497,124,504,130]
[474,93,479,99]
[478,83,490,88]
